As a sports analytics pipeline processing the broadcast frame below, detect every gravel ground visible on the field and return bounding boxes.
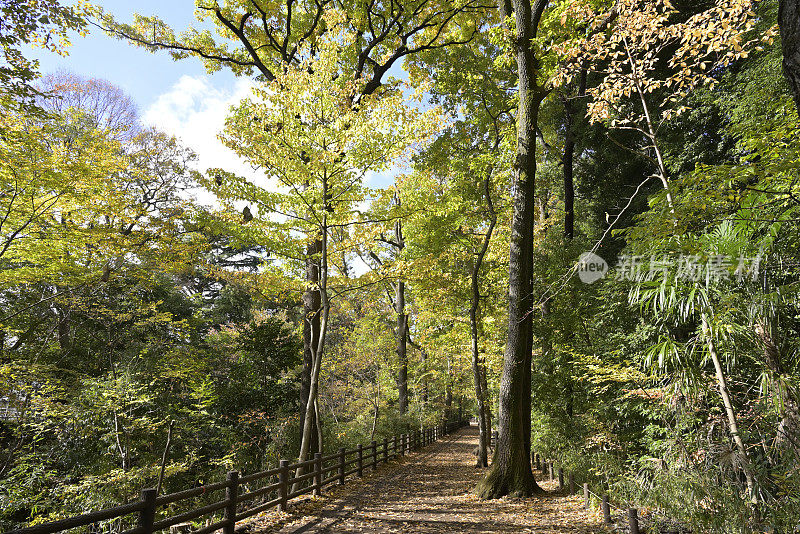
[245,425,606,534]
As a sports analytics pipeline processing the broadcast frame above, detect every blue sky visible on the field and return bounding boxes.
[28,0,398,189]
[31,1,239,110]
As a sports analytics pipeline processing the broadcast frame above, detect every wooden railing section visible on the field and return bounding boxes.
[531,452,658,534]
[10,421,469,534]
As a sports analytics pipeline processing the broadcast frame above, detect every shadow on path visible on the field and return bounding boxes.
[251,426,603,533]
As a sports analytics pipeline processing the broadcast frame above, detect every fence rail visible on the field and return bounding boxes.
[11,420,469,534]
[530,449,657,534]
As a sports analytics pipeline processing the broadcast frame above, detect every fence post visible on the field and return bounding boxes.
[338,447,346,485]
[558,468,564,490]
[400,434,406,456]
[138,488,156,534]
[583,483,590,509]
[628,508,640,534]
[383,438,388,463]
[357,444,363,477]
[548,462,554,481]
[314,453,322,496]
[224,471,239,534]
[569,473,575,494]
[278,460,289,512]
[371,440,378,471]
[601,495,611,525]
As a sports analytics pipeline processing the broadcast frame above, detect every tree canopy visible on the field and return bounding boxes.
[3,0,800,532]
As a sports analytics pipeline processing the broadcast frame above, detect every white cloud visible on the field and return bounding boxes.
[143,75,263,205]
[142,75,399,216]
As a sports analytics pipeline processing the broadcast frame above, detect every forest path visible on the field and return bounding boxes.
[249,425,604,533]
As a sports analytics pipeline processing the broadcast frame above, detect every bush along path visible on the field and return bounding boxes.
[245,424,605,533]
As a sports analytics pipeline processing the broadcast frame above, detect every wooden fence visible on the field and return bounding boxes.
[475,431,651,531]
[530,450,650,534]
[10,420,469,534]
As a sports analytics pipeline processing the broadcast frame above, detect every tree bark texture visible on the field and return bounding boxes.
[471,175,497,468]
[396,279,409,415]
[394,220,409,415]
[296,193,331,488]
[476,0,547,499]
[301,239,322,455]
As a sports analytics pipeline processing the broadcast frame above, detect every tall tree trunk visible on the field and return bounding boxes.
[392,218,409,415]
[562,66,587,240]
[57,307,71,352]
[396,278,409,415]
[477,0,547,499]
[702,314,757,506]
[471,175,497,468]
[560,69,585,429]
[300,240,322,455]
[295,177,332,488]
[471,324,489,467]
[780,0,800,117]
[54,286,71,353]
[445,355,453,422]
[156,420,175,495]
[370,379,380,440]
[420,348,428,404]
[370,216,410,416]
[480,360,492,446]
[408,333,428,404]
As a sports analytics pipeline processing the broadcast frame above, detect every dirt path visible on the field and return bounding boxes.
[249,425,605,533]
